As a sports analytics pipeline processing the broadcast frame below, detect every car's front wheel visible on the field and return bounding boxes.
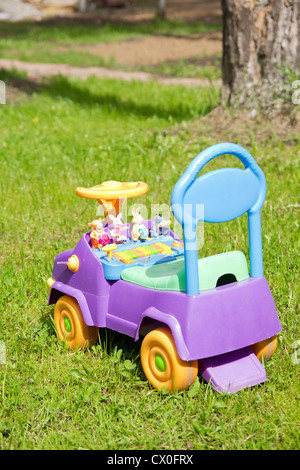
[54,295,98,349]
[140,326,198,392]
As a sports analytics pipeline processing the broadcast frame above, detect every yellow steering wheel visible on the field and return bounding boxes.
[76,180,148,219]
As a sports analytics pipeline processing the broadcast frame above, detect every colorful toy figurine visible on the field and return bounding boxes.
[47,143,281,394]
[151,213,171,237]
[87,219,110,249]
[108,213,127,244]
[131,207,148,241]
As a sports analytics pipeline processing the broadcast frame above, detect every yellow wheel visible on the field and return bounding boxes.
[250,335,278,362]
[54,295,98,350]
[140,327,198,392]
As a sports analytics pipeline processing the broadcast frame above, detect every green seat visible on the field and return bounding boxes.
[121,251,249,292]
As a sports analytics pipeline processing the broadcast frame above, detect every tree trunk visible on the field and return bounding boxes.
[222,0,300,111]
[77,0,98,12]
[157,0,166,20]
[77,0,89,12]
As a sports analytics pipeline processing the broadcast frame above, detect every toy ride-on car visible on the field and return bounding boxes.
[47,143,281,394]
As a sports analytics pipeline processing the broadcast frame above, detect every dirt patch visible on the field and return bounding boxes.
[74,32,222,66]
[184,106,300,147]
[0,1,223,75]
[37,1,223,67]
[31,1,222,25]
[0,58,221,87]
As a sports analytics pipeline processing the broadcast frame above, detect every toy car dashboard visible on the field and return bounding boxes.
[91,224,184,280]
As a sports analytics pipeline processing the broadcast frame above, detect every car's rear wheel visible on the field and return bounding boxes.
[54,295,98,349]
[140,327,198,392]
[250,335,278,361]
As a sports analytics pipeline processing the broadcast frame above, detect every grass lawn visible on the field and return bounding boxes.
[0,30,299,449]
[0,17,221,45]
[0,18,222,80]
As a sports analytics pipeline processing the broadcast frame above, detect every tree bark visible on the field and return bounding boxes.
[222,0,300,110]
[77,0,88,12]
[76,0,99,12]
[157,0,166,20]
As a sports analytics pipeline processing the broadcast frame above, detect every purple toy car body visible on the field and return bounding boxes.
[47,143,281,394]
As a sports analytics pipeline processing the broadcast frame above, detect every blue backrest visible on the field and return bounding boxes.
[171,143,267,295]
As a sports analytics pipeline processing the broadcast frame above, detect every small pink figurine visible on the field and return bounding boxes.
[88,219,110,249]
[109,213,127,244]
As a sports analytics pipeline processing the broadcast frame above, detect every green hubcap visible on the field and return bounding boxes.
[64,317,72,332]
[155,354,166,372]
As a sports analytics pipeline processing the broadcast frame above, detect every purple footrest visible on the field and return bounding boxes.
[199,347,267,394]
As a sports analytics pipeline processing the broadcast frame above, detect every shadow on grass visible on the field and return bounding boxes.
[0,17,222,41]
[1,68,218,121]
[1,70,44,95]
